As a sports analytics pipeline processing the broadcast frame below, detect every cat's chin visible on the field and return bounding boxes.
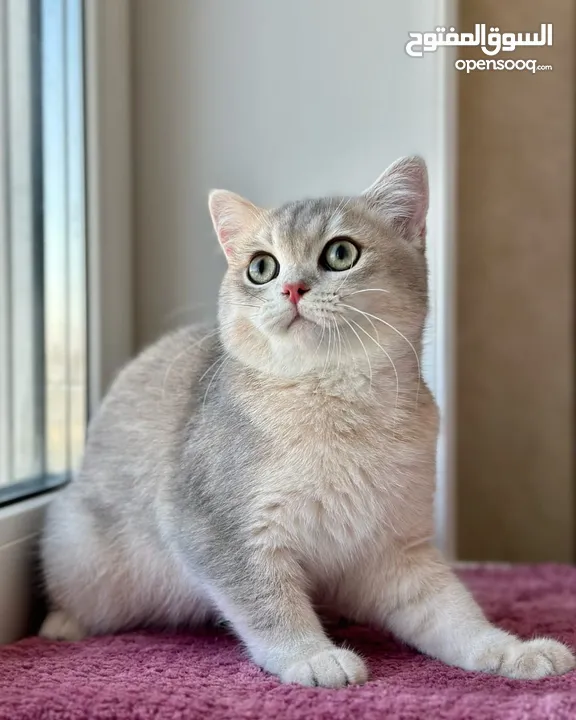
[286,315,311,331]
[265,310,317,337]
[280,316,320,345]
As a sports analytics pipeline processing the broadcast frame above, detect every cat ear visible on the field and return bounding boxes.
[362,156,429,249]
[208,190,261,257]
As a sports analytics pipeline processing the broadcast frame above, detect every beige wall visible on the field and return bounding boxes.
[130,0,449,351]
[457,1,574,561]
[130,1,457,552]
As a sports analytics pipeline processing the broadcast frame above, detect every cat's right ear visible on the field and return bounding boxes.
[362,156,429,250]
[208,190,261,259]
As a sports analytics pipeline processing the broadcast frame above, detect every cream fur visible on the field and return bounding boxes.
[40,157,575,686]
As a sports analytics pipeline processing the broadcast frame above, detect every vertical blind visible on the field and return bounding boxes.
[0,0,86,505]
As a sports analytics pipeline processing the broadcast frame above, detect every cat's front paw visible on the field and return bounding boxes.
[280,648,368,688]
[39,610,86,641]
[474,638,575,680]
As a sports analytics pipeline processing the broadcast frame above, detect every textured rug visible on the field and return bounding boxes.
[1,564,576,720]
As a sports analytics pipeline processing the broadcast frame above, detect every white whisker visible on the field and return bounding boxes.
[342,288,390,296]
[245,205,275,236]
[340,303,421,408]
[202,353,230,412]
[198,353,226,383]
[340,316,373,391]
[345,315,400,430]
[332,316,344,373]
[332,193,355,221]
[332,195,347,217]
[243,288,265,303]
[335,265,356,295]
[322,318,334,381]
[312,315,327,365]
[314,316,333,392]
[229,302,262,309]
[357,310,380,344]
[162,328,220,401]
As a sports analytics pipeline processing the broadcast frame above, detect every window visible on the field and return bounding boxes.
[0,0,86,505]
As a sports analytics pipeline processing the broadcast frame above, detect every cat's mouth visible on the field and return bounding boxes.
[287,314,303,329]
[286,308,313,331]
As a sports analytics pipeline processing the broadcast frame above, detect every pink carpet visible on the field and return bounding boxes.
[1,564,576,719]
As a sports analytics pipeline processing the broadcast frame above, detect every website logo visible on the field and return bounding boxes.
[405,23,553,59]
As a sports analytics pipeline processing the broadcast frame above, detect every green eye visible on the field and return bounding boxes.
[321,237,360,272]
[247,253,279,285]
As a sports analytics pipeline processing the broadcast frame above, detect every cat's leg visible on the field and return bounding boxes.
[42,498,214,637]
[346,544,574,679]
[39,610,86,641]
[205,550,367,687]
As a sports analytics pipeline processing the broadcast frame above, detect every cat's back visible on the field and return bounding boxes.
[90,323,216,445]
[41,324,221,631]
[66,323,220,511]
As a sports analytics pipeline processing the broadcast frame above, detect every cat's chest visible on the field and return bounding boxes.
[239,379,423,564]
[250,401,404,560]
[251,460,396,575]
[259,388,396,479]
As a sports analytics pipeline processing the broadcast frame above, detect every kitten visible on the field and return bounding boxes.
[40,157,574,687]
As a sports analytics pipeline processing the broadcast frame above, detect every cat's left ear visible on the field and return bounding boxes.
[362,155,428,250]
[208,189,262,258]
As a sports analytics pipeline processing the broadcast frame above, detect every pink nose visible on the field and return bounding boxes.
[282,281,310,305]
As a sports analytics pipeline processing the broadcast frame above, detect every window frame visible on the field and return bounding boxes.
[0,0,46,501]
[0,0,132,644]
[0,0,89,510]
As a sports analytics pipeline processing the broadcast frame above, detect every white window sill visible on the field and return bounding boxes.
[0,492,57,644]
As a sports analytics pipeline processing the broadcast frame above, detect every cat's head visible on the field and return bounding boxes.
[209,156,429,379]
